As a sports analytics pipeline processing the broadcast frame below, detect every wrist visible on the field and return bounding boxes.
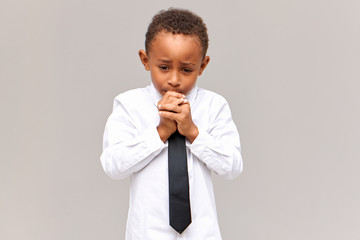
[157,125,175,143]
[186,125,199,143]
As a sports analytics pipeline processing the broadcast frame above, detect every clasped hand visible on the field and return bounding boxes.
[157,91,199,143]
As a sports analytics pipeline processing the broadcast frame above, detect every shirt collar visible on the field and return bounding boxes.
[147,82,198,107]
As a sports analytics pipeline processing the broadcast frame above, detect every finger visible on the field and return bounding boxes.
[158,110,180,121]
[173,98,186,105]
[179,98,189,105]
[161,96,182,106]
[159,103,182,113]
[178,100,190,110]
[158,98,185,109]
[164,91,186,100]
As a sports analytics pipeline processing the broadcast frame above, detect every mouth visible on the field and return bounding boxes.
[163,89,182,94]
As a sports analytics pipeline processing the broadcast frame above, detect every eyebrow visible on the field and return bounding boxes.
[158,59,196,66]
[159,59,171,63]
[181,62,196,66]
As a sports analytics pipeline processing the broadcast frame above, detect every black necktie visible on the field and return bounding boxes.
[168,131,191,234]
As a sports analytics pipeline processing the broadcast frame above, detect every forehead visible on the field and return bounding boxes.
[148,32,202,61]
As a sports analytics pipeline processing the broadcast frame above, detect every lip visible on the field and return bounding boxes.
[163,89,182,94]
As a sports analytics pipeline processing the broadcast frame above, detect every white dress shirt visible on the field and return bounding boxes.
[100,83,243,240]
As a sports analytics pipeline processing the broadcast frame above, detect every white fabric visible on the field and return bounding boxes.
[100,83,243,240]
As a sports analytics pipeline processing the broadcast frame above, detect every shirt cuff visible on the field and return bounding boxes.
[144,126,167,152]
[188,129,211,156]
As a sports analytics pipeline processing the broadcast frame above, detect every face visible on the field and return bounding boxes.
[139,31,210,96]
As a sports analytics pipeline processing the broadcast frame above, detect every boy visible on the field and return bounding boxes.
[100,8,243,240]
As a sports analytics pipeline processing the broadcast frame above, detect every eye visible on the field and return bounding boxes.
[159,66,169,71]
[182,68,193,73]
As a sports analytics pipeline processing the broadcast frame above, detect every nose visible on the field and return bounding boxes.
[168,71,180,87]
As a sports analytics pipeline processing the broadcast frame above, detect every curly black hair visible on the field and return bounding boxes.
[145,8,209,58]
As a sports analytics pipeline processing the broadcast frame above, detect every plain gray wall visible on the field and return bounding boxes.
[1,0,359,239]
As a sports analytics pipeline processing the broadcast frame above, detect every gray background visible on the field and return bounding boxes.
[1,0,359,239]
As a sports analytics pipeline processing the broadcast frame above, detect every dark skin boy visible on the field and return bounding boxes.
[139,30,210,143]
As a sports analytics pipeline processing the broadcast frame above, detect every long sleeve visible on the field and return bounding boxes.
[189,95,243,180]
[100,98,165,180]
[101,85,242,239]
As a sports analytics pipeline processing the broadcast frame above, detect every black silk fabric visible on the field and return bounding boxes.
[168,131,192,234]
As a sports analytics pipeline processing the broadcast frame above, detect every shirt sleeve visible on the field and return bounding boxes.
[188,96,243,180]
[100,98,166,180]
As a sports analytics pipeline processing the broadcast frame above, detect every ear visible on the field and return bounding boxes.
[198,56,210,76]
[138,50,150,71]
